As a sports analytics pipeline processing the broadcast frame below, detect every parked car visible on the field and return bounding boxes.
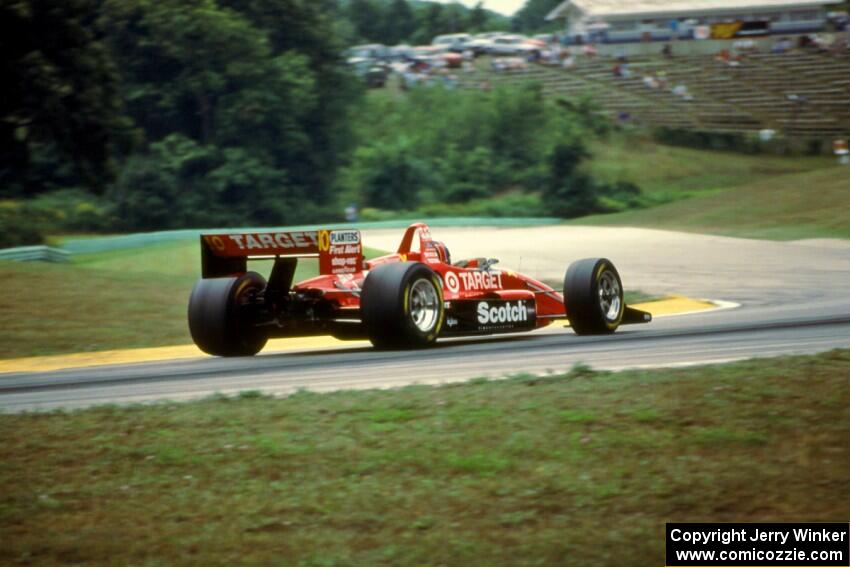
[346,44,389,60]
[387,44,415,60]
[465,36,494,55]
[827,11,848,31]
[486,35,540,56]
[364,65,389,88]
[441,52,463,68]
[413,44,450,57]
[346,57,389,88]
[432,33,472,52]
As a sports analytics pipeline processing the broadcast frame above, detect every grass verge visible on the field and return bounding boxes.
[0,241,386,359]
[587,136,832,204]
[1,350,848,565]
[576,165,850,240]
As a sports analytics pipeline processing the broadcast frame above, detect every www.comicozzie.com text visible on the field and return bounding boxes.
[670,527,847,546]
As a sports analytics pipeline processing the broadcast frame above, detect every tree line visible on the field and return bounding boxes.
[0,0,639,247]
[342,0,507,46]
[2,0,357,239]
[511,0,563,34]
[342,0,563,46]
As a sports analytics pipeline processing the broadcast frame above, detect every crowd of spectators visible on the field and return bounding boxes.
[351,28,849,92]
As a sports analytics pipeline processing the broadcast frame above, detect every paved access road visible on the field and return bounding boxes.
[2,227,849,412]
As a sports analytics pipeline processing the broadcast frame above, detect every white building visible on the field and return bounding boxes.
[546,0,844,43]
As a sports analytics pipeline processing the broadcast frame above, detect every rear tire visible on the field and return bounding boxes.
[188,272,268,356]
[563,258,624,335]
[361,262,444,348]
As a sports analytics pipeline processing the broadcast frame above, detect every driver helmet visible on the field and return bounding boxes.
[430,241,451,265]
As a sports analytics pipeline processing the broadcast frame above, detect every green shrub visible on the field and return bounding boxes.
[441,147,498,203]
[541,140,647,218]
[29,190,115,233]
[104,135,327,231]
[417,193,544,217]
[338,85,609,217]
[347,138,440,210]
[0,202,46,248]
[545,173,602,218]
[653,127,763,154]
[107,154,182,231]
[359,207,405,222]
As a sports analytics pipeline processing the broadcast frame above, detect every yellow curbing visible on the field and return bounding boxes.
[0,295,724,375]
[0,336,360,375]
[630,294,718,317]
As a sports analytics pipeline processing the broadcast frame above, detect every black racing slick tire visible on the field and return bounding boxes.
[188,272,268,356]
[563,258,625,335]
[361,262,445,348]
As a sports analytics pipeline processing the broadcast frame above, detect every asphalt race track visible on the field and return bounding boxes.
[2,227,849,412]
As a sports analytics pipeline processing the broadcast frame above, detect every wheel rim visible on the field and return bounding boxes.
[409,278,439,333]
[598,270,622,322]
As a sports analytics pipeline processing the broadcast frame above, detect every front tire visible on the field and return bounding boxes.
[361,262,445,348]
[188,272,268,356]
[563,258,624,335]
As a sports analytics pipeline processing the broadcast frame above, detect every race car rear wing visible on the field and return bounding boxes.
[200,229,363,278]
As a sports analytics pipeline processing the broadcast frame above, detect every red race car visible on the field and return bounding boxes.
[188,223,651,356]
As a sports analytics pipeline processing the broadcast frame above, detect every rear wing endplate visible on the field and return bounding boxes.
[200,229,363,278]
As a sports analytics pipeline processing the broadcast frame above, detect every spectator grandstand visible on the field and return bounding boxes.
[458,48,850,141]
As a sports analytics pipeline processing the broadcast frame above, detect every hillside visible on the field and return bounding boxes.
[575,165,850,240]
[586,136,832,203]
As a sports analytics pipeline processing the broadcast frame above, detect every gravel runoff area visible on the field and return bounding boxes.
[362,226,850,308]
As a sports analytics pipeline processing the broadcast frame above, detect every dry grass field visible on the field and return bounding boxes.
[1,351,848,565]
